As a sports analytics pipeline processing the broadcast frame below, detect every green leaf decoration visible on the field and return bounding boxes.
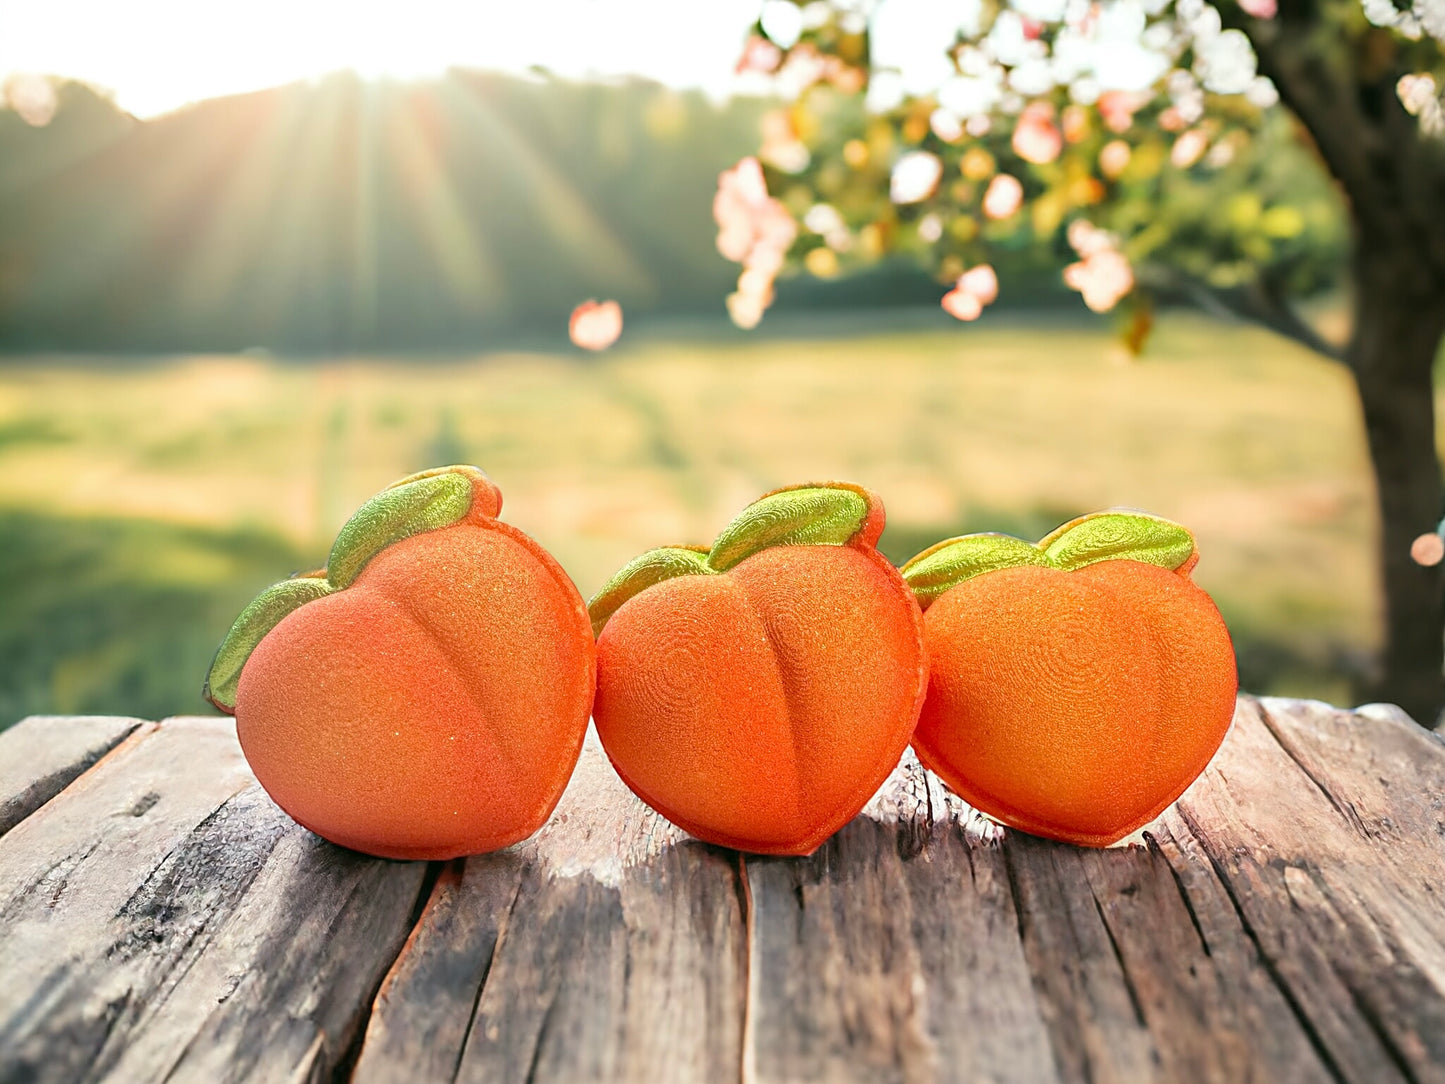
[386,464,501,518]
[901,534,1053,607]
[589,547,714,637]
[706,486,870,572]
[1041,512,1195,573]
[204,466,490,712]
[204,576,333,711]
[901,511,1196,607]
[326,470,474,589]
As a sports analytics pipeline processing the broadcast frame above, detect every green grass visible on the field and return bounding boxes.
[0,511,311,724]
[0,311,1389,725]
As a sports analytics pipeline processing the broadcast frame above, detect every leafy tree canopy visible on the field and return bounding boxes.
[718,0,1444,353]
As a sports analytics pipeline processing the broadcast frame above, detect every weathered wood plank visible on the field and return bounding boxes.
[743,739,1342,1084]
[1002,837,1163,1083]
[5,700,1445,1084]
[352,730,748,1084]
[1140,824,1340,1082]
[0,715,150,837]
[1254,698,1445,1077]
[1256,696,1445,873]
[745,756,1059,1084]
[0,716,429,1084]
[1168,697,1445,1083]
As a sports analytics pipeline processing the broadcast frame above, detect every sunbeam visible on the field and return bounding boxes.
[442,75,657,303]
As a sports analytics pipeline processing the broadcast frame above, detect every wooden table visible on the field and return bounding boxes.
[1,696,1442,1083]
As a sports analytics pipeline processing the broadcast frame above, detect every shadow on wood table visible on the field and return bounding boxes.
[0,696,1442,1083]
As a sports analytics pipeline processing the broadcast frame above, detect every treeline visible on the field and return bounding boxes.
[0,72,952,352]
[0,71,1346,352]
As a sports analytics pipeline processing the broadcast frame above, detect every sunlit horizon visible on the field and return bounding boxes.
[0,0,768,119]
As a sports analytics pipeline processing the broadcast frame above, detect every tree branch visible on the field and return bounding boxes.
[1215,0,1445,277]
[1140,265,1348,363]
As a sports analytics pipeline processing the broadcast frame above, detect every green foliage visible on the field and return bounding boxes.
[0,59,1359,351]
[0,510,313,726]
[0,74,767,351]
[747,1,1351,324]
[0,317,1376,727]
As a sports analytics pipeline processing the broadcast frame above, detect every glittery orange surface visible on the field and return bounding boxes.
[234,487,595,860]
[912,559,1237,847]
[593,543,928,856]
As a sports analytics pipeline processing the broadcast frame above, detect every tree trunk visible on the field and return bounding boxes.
[1349,241,1445,727]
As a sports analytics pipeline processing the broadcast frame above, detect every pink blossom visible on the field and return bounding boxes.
[1062,105,1090,144]
[775,42,829,97]
[1239,0,1277,17]
[1097,90,1145,134]
[727,291,767,329]
[1412,532,1445,567]
[942,263,1000,321]
[982,173,1024,219]
[1067,219,1114,257]
[736,35,783,74]
[736,267,776,306]
[714,156,797,329]
[4,74,57,128]
[1064,250,1134,313]
[569,300,623,351]
[1158,107,1187,133]
[1398,74,1438,115]
[1012,103,1062,165]
[930,108,964,143]
[891,151,944,204]
[1170,128,1209,169]
[714,158,797,265]
[959,264,999,305]
[760,110,811,173]
[941,287,984,321]
[829,65,866,95]
[715,160,796,328]
[1099,140,1131,180]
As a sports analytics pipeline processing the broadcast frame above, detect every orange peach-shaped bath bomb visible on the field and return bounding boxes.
[589,483,928,855]
[902,511,1237,848]
[204,466,596,860]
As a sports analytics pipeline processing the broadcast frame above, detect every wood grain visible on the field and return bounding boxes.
[0,716,429,1084]
[744,755,1057,1084]
[1166,698,1445,1084]
[352,730,748,1084]
[1,699,1444,1083]
[0,715,150,837]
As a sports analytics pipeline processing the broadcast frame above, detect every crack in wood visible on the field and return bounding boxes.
[0,717,151,839]
[1345,977,1421,1084]
[521,994,561,1084]
[1090,892,1148,1027]
[444,871,502,1084]
[454,865,527,1081]
[1256,704,1380,840]
[1146,831,1213,958]
[736,852,756,1084]
[1172,801,1350,1084]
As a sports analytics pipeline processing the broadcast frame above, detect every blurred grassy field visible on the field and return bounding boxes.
[0,311,1387,726]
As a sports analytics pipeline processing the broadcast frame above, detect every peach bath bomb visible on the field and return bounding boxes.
[589,482,928,855]
[205,466,596,860]
[902,511,1237,847]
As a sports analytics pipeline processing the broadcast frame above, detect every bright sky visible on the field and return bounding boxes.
[0,0,768,118]
[0,0,1221,123]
